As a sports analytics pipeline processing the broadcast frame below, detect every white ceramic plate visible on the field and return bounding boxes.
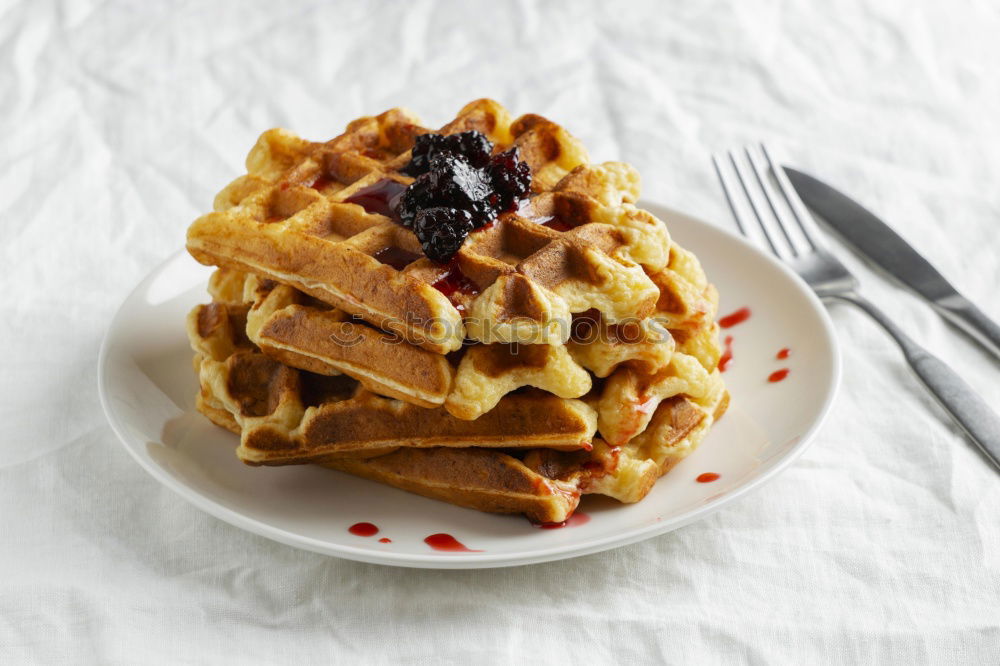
[98,203,840,569]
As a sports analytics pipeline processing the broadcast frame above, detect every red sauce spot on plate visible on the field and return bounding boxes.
[424,533,482,552]
[719,307,751,329]
[776,347,791,360]
[696,472,720,483]
[768,368,790,383]
[347,522,379,537]
[378,537,392,544]
[718,335,734,372]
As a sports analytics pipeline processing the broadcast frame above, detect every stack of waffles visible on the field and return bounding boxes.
[186,99,728,523]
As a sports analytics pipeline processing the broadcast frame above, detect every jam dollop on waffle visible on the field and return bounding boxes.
[185,99,729,524]
[394,130,531,261]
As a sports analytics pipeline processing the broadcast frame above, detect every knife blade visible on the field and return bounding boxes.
[783,167,1000,361]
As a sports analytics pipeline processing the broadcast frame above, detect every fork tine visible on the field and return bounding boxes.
[724,150,785,257]
[761,143,819,251]
[713,152,781,255]
[711,154,749,237]
[744,146,801,257]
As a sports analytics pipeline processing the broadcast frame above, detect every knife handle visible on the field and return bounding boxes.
[831,293,1000,472]
[933,295,1000,362]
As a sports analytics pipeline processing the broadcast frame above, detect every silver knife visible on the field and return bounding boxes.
[783,167,1000,361]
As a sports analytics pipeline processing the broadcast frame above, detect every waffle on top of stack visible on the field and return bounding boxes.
[186,99,728,523]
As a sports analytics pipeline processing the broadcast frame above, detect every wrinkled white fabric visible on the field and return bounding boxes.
[1,0,998,663]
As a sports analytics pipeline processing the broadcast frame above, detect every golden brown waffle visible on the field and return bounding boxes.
[649,245,722,368]
[211,267,597,417]
[189,273,726,518]
[322,449,582,524]
[524,383,729,504]
[444,342,592,420]
[188,297,598,465]
[240,272,455,409]
[187,99,671,355]
[184,99,731,522]
[190,290,727,506]
[189,292,593,522]
[566,314,675,378]
[316,370,728,514]
[581,246,725,449]
[651,246,717,331]
[595,352,718,448]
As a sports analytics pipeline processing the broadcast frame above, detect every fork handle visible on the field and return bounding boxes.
[828,292,1000,472]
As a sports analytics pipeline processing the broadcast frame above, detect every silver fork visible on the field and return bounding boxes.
[713,144,1000,472]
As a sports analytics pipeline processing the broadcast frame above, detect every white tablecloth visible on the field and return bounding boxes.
[3,1,999,663]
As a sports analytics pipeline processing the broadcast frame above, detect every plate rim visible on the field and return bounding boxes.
[97,203,842,569]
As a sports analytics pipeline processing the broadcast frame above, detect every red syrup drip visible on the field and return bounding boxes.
[310,174,334,191]
[580,446,621,475]
[531,512,592,529]
[718,335,734,372]
[474,221,495,233]
[696,472,720,483]
[542,218,574,232]
[431,264,479,298]
[719,307,752,329]
[431,263,480,314]
[611,397,659,446]
[424,533,483,552]
[343,178,407,218]
[531,478,582,507]
[636,395,659,415]
[347,522,379,537]
[516,196,573,231]
[776,347,791,360]
[378,538,392,544]
[768,368,790,383]
[373,246,422,271]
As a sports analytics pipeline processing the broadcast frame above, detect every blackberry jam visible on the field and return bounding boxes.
[393,130,531,262]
